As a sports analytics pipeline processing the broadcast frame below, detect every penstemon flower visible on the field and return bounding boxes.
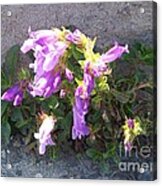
[72,62,95,140]
[72,86,90,140]
[100,42,129,63]
[34,114,56,155]
[66,29,87,46]
[122,118,142,152]
[1,80,28,106]
[30,71,61,98]
[42,41,67,72]
[20,27,69,98]
[20,27,59,54]
[65,68,74,82]
[72,104,90,140]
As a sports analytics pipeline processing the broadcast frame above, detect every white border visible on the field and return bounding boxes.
[0,0,153,5]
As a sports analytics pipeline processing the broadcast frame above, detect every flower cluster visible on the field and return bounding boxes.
[2,27,129,154]
[68,31,129,139]
[122,118,142,151]
[20,27,72,98]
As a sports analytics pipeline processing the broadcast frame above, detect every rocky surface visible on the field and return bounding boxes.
[1,138,155,180]
[1,1,154,56]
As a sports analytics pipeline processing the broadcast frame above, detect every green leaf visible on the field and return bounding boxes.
[15,120,29,129]
[11,107,24,123]
[18,68,31,80]
[71,44,84,61]
[1,121,11,144]
[4,45,20,81]
[10,107,30,129]
[86,148,103,161]
[1,101,9,117]
[1,71,10,89]
[75,77,83,86]
[111,89,130,104]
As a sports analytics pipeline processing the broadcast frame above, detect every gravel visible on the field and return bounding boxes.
[1,140,155,180]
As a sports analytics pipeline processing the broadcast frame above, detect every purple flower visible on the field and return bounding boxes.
[21,27,58,53]
[21,27,67,72]
[65,68,74,82]
[66,29,84,45]
[83,62,95,94]
[72,85,91,139]
[127,118,134,129]
[34,116,56,155]
[71,61,97,140]
[59,89,66,98]
[124,142,132,152]
[100,42,129,63]
[75,86,89,114]
[13,91,24,106]
[72,104,90,140]
[30,71,61,98]
[42,41,67,72]
[1,80,27,106]
[20,28,69,100]
[92,61,109,77]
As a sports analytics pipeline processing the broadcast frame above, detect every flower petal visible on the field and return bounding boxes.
[21,38,35,53]
[1,84,20,102]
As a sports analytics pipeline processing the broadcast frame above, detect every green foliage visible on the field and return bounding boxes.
[3,45,20,83]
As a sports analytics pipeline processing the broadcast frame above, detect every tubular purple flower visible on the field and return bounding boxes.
[83,62,95,94]
[72,85,91,140]
[92,60,109,77]
[42,41,67,72]
[13,91,24,106]
[1,80,27,106]
[123,118,142,152]
[71,61,97,140]
[75,87,89,114]
[21,38,35,54]
[21,28,68,99]
[1,83,20,102]
[65,68,74,82]
[66,29,83,45]
[124,142,132,152]
[100,42,129,63]
[127,118,135,129]
[20,27,58,54]
[72,105,90,140]
[30,71,61,98]
[34,115,56,155]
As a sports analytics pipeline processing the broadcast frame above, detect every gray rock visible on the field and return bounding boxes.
[1,1,155,57]
[6,163,12,170]
[35,173,43,178]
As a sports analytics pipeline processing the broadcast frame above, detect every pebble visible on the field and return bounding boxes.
[6,163,12,170]
[6,149,10,154]
[35,173,43,178]
[140,7,145,14]
[7,10,12,17]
